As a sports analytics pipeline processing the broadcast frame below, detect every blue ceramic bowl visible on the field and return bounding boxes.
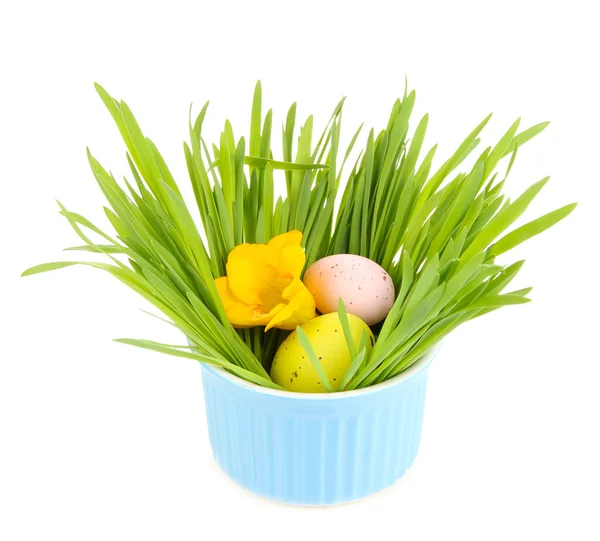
[200,343,441,505]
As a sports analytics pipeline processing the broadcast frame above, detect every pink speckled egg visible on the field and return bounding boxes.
[303,254,395,326]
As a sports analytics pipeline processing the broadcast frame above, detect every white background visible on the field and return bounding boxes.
[1,1,599,540]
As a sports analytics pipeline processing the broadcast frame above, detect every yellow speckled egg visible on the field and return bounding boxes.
[303,254,395,325]
[270,313,374,393]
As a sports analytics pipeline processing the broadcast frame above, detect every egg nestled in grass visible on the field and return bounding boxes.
[304,254,395,325]
[270,313,374,393]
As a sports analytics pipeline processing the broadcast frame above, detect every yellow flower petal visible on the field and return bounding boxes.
[265,278,316,331]
[278,245,306,278]
[214,276,239,310]
[226,244,282,307]
[267,231,305,278]
[215,230,316,331]
[267,230,303,251]
[215,276,272,328]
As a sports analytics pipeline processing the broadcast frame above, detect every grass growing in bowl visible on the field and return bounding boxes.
[22,82,575,392]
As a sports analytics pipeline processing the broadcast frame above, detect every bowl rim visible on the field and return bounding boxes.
[202,341,441,400]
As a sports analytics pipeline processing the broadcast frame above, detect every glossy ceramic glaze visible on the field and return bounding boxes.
[199,343,441,505]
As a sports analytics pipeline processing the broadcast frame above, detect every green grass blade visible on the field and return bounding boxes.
[243,155,328,171]
[249,81,262,159]
[22,261,80,276]
[337,348,366,392]
[64,244,125,254]
[502,121,550,158]
[490,203,577,256]
[115,338,282,390]
[337,298,357,358]
[296,326,333,392]
[460,177,550,264]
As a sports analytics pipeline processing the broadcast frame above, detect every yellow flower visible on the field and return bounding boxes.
[215,231,316,331]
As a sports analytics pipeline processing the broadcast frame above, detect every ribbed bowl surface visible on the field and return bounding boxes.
[200,345,440,505]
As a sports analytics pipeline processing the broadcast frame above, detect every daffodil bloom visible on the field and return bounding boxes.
[215,231,316,331]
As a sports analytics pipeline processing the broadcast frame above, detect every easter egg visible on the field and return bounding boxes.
[303,254,395,326]
[270,313,374,393]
